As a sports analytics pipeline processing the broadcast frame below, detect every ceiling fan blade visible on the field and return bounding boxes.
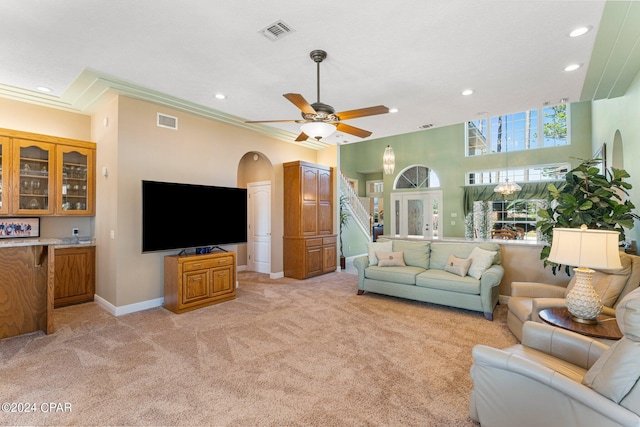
[335,105,389,121]
[245,119,300,123]
[284,93,317,114]
[295,132,309,142]
[336,122,372,138]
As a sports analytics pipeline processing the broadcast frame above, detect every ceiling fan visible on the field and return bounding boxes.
[246,49,389,142]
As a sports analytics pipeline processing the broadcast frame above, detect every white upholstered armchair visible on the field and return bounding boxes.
[470,286,640,427]
[507,252,640,342]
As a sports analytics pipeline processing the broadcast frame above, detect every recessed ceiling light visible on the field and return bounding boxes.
[389,108,399,113]
[36,86,52,93]
[476,111,488,116]
[214,93,227,100]
[569,26,591,38]
[564,64,581,72]
[418,124,433,129]
[462,89,474,96]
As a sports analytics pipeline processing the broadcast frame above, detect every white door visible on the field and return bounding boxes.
[247,181,271,273]
[390,191,442,239]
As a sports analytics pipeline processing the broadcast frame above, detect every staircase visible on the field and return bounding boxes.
[339,170,372,239]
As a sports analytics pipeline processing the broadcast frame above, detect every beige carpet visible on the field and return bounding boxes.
[0,271,517,426]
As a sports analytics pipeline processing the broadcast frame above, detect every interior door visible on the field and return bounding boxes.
[247,181,271,273]
[390,191,442,239]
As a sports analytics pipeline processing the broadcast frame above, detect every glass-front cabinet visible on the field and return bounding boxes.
[56,146,95,215]
[0,137,9,215]
[12,139,55,215]
[0,128,96,217]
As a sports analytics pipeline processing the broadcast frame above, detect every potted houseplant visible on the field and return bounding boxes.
[339,194,351,270]
[537,158,639,274]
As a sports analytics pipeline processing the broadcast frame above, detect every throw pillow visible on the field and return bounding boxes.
[467,247,497,279]
[376,251,406,267]
[367,240,393,265]
[444,254,472,277]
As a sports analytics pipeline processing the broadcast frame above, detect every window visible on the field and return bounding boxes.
[465,199,548,241]
[466,163,569,185]
[466,104,569,156]
[394,165,440,189]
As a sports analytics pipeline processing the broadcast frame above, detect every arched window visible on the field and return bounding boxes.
[394,165,440,189]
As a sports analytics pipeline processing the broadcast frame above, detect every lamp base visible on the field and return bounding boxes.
[570,314,598,325]
[566,267,603,323]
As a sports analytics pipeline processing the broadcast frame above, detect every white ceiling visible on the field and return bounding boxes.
[0,1,636,146]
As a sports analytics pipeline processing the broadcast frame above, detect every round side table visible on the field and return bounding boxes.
[538,307,622,340]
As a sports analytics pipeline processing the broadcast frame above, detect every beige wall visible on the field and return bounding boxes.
[96,95,322,307]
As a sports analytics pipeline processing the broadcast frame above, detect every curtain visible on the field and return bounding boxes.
[462,181,564,217]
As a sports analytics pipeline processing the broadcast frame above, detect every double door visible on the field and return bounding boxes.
[0,131,95,216]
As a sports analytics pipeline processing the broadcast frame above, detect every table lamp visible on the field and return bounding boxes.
[547,225,622,324]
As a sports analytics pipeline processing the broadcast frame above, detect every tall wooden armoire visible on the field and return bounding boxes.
[283,160,337,279]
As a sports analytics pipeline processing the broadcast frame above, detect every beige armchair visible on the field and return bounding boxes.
[507,252,640,341]
[470,286,640,427]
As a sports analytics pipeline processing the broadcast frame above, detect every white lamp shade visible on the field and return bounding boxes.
[548,226,622,270]
[300,122,336,140]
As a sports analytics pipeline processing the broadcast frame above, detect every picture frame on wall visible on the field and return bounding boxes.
[594,142,607,175]
[0,217,40,238]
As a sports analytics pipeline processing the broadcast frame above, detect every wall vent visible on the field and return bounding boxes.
[157,113,178,130]
[259,20,295,41]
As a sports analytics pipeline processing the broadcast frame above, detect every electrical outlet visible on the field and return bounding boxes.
[72,228,79,237]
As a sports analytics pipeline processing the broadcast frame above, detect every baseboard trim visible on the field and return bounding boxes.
[94,294,164,316]
[270,271,284,279]
[499,295,510,305]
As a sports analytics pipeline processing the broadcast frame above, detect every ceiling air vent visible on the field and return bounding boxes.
[259,20,295,41]
[157,113,178,130]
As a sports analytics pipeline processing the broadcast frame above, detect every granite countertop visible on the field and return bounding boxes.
[0,237,95,248]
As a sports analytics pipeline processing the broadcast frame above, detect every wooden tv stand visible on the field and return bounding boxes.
[163,251,236,314]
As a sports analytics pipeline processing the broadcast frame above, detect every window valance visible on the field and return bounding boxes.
[462,181,564,216]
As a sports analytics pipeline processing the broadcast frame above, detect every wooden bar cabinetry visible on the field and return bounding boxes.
[283,160,336,279]
[0,128,96,216]
[164,251,236,314]
[0,245,50,339]
[53,245,96,308]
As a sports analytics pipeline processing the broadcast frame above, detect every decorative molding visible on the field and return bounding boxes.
[0,68,329,150]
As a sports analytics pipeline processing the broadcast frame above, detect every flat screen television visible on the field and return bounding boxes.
[142,180,247,252]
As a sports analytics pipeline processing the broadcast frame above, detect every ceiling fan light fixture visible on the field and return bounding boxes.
[300,121,336,140]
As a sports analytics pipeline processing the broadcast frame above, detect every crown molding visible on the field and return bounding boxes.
[0,68,328,150]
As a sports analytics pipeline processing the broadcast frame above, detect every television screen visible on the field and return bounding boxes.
[142,180,247,252]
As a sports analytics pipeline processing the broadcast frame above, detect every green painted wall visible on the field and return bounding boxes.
[591,69,640,245]
[340,102,593,248]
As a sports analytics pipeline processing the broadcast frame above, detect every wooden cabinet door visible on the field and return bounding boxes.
[182,270,210,305]
[54,246,95,308]
[306,246,323,277]
[211,266,233,297]
[301,166,318,235]
[0,136,10,214]
[323,243,337,273]
[56,145,95,215]
[12,139,55,215]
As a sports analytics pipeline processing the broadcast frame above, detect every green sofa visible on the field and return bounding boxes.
[353,240,504,320]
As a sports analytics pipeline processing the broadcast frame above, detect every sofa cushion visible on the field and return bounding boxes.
[416,270,481,294]
[444,254,472,277]
[365,265,425,285]
[367,241,393,266]
[429,242,501,270]
[468,247,498,279]
[390,240,430,269]
[376,251,406,267]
